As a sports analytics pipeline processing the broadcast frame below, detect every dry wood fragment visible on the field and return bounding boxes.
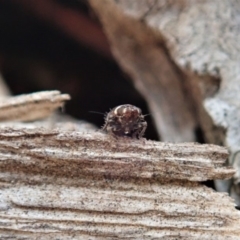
[0,126,239,239]
[0,90,70,122]
[0,89,237,238]
[0,127,234,182]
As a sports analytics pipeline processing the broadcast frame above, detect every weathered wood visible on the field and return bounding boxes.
[0,91,70,122]
[0,89,237,238]
[0,127,234,182]
[0,126,238,239]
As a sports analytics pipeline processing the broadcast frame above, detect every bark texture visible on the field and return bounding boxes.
[89,0,240,204]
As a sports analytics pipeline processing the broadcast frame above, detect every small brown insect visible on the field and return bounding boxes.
[102,104,147,139]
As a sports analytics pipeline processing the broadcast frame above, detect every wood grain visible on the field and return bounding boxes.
[0,126,238,239]
[0,91,70,121]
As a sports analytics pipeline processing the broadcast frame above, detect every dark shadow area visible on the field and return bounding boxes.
[0,0,159,140]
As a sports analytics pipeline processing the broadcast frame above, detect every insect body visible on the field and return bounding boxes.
[102,104,147,139]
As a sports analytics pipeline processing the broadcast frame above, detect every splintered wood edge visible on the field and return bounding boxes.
[0,126,234,182]
[0,126,239,238]
[0,90,71,121]
[0,127,240,240]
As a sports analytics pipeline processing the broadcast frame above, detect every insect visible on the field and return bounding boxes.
[102,104,147,139]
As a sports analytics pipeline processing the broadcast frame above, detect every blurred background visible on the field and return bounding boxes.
[0,0,159,140]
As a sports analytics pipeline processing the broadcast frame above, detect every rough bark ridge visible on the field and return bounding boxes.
[89,0,240,204]
[0,91,239,239]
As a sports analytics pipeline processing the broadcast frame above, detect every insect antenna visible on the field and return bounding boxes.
[89,111,105,115]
